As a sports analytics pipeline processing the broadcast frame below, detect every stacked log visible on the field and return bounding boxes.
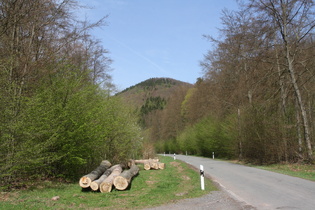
[100,164,123,193]
[113,164,139,190]
[158,162,165,169]
[134,158,159,164]
[79,159,165,192]
[79,160,111,188]
[134,159,165,170]
[90,165,120,191]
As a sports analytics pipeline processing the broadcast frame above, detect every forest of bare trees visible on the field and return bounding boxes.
[153,0,315,164]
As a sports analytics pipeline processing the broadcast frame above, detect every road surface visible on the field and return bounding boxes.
[170,154,315,210]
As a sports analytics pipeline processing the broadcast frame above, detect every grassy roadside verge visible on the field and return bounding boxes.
[230,160,315,182]
[0,156,216,209]
[255,163,315,181]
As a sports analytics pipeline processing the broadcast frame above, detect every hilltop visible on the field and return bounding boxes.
[116,77,193,108]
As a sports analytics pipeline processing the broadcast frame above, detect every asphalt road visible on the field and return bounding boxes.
[169,154,315,210]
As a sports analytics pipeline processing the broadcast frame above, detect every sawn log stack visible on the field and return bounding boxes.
[79,158,165,193]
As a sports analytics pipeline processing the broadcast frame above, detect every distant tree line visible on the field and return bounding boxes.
[152,0,315,164]
[0,0,142,189]
[120,77,177,94]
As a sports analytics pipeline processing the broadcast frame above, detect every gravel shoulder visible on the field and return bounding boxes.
[145,190,253,210]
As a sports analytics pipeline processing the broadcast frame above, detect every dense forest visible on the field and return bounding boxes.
[1,0,315,190]
[143,0,315,164]
[0,0,142,189]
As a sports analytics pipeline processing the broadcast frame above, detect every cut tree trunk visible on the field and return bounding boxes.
[100,164,123,193]
[148,161,165,170]
[158,162,165,169]
[128,159,136,167]
[134,159,161,170]
[149,161,159,170]
[134,159,159,164]
[113,164,139,190]
[79,160,111,188]
[90,165,117,191]
[143,161,151,170]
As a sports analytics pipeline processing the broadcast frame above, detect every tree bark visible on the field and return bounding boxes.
[296,100,304,160]
[158,162,165,169]
[90,165,116,191]
[113,165,139,190]
[99,164,123,193]
[128,159,136,167]
[134,159,159,164]
[79,160,111,188]
[150,161,160,170]
[284,27,313,161]
[275,44,289,162]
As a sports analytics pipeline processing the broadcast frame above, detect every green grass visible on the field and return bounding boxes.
[229,160,315,182]
[0,156,216,209]
[255,163,315,181]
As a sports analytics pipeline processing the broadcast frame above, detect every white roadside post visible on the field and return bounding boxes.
[164,152,165,156]
[212,152,215,159]
[200,165,205,190]
[174,153,176,160]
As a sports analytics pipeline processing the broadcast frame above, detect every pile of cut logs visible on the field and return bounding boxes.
[133,159,165,170]
[79,158,164,192]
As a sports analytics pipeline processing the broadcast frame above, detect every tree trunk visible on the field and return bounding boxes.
[99,164,123,193]
[286,45,313,161]
[281,0,313,161]
[134,159,160,170]
[79,160,111,188]
[113,165,139,190]
[143,161,151,170]
[295,99,304,160]
[128,159,136,168]
[150,161,160,170]
[90,165,117,191]
[275,45,289,162]
[134,159,159,164]
[158,162,165,169]
[237,108,242,160]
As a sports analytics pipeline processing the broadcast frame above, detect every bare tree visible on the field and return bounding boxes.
[249,0,315,161]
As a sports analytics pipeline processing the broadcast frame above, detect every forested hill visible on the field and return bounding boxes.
[116,77,193,108]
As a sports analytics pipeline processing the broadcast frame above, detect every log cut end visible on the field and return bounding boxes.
[158,162,165,169]
[79,176,92,188]
[101,160,112,167]
[90,181,99,191]
[113,176,128,190]
[151,162,159,170]
[143,162,151,170]
[100,182,113,193]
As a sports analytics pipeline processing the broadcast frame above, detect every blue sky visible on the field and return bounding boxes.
[77,0,239,91]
